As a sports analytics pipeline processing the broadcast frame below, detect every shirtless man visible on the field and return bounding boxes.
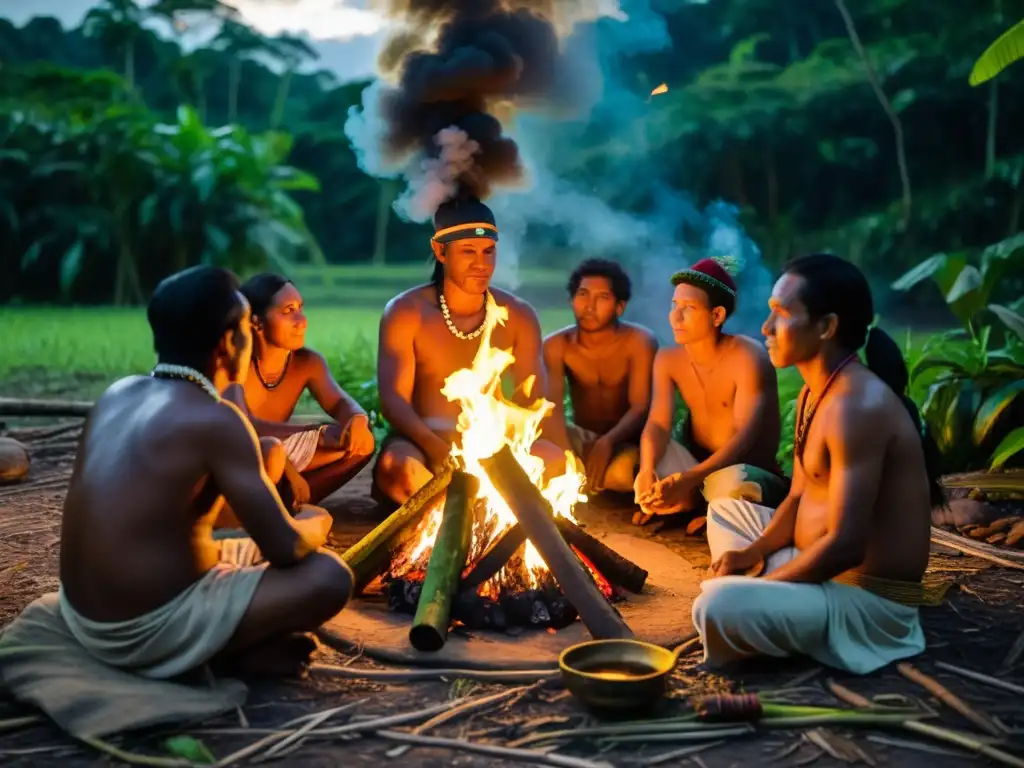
[634,257,785,526]
[543,258,657,493]
[222,273,375,507]
[12,266,352,681]
[373,196,561,505]
[692,253,944,674]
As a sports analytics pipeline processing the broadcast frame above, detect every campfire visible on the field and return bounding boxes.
[341,296,647,651]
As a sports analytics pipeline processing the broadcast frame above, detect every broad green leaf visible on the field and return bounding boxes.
[969,18,1024,86]
[192,163,217,201]
[989,427,1024,470]
[58,240,85,299]
[989,304,1024,341]
[163,735,215,764]
[891,88,916,113]
[891,254,947,292]
[20,239,46,270]
[138,193,160,227]
[973,380,1024,445]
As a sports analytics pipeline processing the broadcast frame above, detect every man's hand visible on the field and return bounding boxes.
[632,468,659,525]
[292,504,333,549]
[424,434,453,475]
[342,414,375,456]
[708,548,764,579]
[645,471,703,515]
[584,436,614,493]
[281,460,311,508]
[318,423,345,450]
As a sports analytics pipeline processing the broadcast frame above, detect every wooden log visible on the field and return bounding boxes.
[460,523,527,591]
[0,397,93,417]
[554,518,649,593]
[410,471,478,652]
[342,462,454,594]
[480,444,633,640]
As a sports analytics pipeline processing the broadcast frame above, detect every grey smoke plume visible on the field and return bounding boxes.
[346,0,774,338]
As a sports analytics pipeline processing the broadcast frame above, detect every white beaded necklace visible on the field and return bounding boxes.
[151,363,221,400]
[438,289,491,341]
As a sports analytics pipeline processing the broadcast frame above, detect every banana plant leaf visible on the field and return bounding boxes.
[972,380,1024,446]
[969,19,1024,86]
[990,428,1024,471]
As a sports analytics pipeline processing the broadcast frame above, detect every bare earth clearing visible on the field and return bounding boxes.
[2,419,1024,767]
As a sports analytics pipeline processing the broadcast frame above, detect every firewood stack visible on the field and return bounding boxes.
[957,517,1024,548]
[340,446,647,652]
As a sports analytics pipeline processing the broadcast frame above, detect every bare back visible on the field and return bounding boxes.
[665,335,781,470]
[794,366,932,582]
[550,323,655,436]
[60,377,241,622]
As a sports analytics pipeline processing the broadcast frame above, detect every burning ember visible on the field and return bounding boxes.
[389,293,587,593]
[340,295,648,650]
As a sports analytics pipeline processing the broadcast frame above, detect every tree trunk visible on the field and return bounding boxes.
[372,181,394,266]
[986,80,999,178]
[270,68,293,129]
[228,59,240,124]
[124,39,135,92]
[834,0,912,230]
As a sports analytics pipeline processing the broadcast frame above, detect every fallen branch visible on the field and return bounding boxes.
[930,527,1024,569]
[903,721,1024,768]
[0,715,41,732]
[897,662,1003,737]
[376,730,613,768]
[386,679,548,758]
[934,661,1024,697]
[215,702,361,767]
[309,663,557,683]
[0,397,93,417]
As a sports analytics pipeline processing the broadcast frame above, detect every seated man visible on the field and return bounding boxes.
[634,257,785,526]
[692,253,945,674]
[2,266,352,691]
[221,273,375,507]
[373,195,562,505]
[543,258,657,494]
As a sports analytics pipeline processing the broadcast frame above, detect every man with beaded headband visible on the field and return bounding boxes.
[373,195,562,505]
[692,253,945,674]
[1,267,354,718]
[633,255,787,527]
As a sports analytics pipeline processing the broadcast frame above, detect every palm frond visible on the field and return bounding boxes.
[969,19,1024,86]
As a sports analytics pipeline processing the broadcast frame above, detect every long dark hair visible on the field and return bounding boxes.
[240,273,292,320]
[783,253,945,508]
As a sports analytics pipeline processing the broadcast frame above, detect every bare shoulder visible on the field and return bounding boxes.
[827,369,893,435]
[653,345,685,372]
[381,285,431,329]
[726,334,771,366]
[622,322,658,352]
[293,347,329,374]
[542,325,574,353]
[492,287,539,323]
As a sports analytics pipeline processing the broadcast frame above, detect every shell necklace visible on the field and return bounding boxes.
[151,363,221,401]
[438,288,490,341]
[255,352,291,390]
[794,352,858,460]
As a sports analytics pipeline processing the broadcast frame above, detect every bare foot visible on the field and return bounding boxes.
[214,633,318,680]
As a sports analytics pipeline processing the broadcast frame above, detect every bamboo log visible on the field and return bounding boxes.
[480,445,633,640]
[0,397,93,417]
[342,461,454,594]
[410,471,478,652]
[460,523,527,590]
[555,518,649,593]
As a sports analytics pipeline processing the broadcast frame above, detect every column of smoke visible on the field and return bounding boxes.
[346,0,774,339]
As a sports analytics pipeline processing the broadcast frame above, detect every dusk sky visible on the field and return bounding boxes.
[0,0,388,81]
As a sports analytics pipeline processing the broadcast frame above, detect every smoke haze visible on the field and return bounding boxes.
[346,0,775,340]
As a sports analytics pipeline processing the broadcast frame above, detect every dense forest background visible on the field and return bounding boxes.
[1,0,1022,308]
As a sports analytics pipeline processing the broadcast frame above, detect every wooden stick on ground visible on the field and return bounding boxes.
[934,661,1024,697]
[375,730,613,768]
[897,662,1003,737]
[309,664,558,683]
[386,679,549,758]
[0,397,93,417]
[903,721,1024,768]
[929,527,1024,569]
[480,444,633,640]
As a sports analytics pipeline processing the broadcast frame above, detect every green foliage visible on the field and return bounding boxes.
[1,79,323,304]
[163,735,215,764]
[893,233,1024,473]
[970,18,1024,86]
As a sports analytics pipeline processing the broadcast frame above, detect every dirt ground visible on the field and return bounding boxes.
[2,420,1024,767]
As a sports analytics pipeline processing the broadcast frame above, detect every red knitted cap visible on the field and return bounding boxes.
[670,256,740,296]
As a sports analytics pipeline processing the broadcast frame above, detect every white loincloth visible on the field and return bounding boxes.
[691,498,925,674]
[282,429,320,471]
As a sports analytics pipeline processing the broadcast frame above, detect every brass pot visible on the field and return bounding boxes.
[558,634,700,714]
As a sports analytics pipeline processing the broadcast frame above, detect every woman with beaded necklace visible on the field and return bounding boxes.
[224,273,375,506]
